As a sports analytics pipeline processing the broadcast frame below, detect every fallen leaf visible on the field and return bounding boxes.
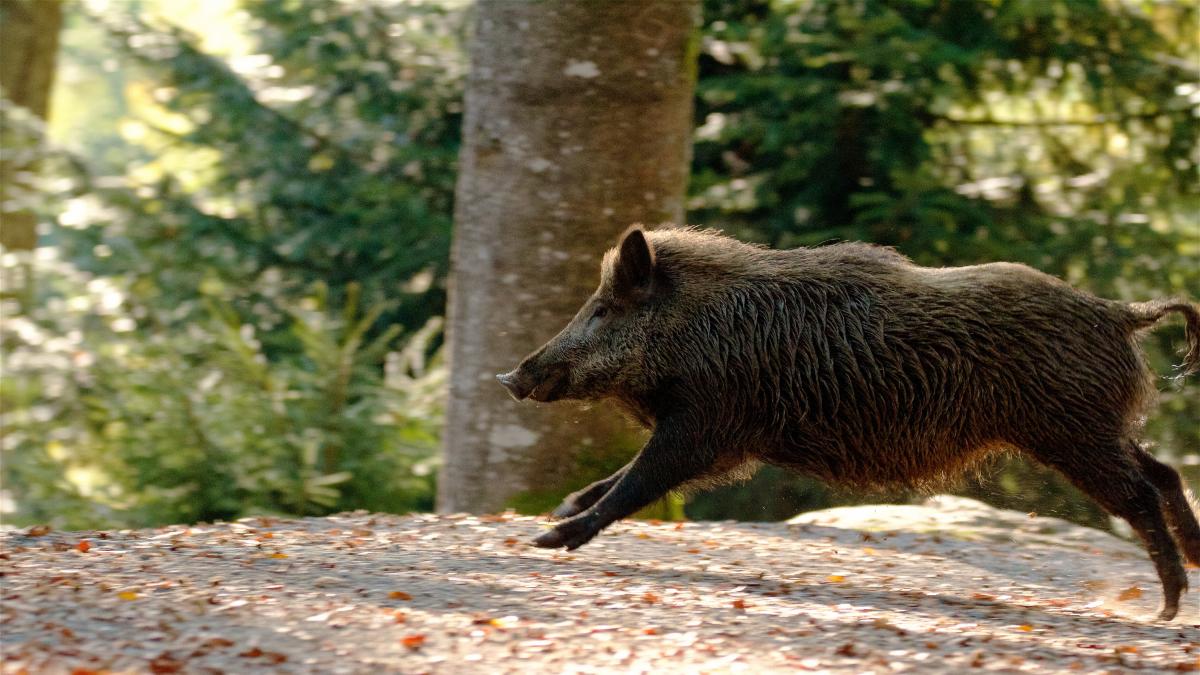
[202,638,234,649]
[238,648,263,658]
[642,592,660,604]
[1116,586,1142,601]
[117,591,139,601]
[75,540,91,553]
[1115,646,1138,654]
[642,627,659,635]
[872,617,903,634]
[826,575,846,583]
[26,525,51,537]
[1017,625,1034,632]
[269,552,288,559]
[732,599,749,610]
[401,634,426,650]
[148,653,184,674]
[389,591,412,601]
[489,615,519,628]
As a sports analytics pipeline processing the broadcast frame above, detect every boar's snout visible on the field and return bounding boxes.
[496,359,571,403]
[496,370,531,401]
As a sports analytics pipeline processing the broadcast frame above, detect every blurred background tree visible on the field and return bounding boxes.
[0,0,63,254]
[440,0,699,517]
[1,0,1196,531]
[1,0,64,321]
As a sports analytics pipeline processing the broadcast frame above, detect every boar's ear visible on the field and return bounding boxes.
[614,226,656,297]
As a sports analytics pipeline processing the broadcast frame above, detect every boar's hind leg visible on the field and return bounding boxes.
[551,462,632,519]
[533,423,714,551]
[1133,444,1200,567]
[1033,443,1186,621]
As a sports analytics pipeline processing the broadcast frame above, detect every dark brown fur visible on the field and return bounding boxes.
[497,225,1200,620]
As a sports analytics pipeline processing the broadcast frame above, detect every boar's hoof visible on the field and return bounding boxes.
[533,518,598,550]
[532,529,568,549]
[1157,601,1179,622]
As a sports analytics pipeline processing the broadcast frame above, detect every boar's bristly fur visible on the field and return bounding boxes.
[497,225,1200,621]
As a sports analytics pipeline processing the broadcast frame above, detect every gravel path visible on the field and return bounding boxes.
[2,505,1197,674]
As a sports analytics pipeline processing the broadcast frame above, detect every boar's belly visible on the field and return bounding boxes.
[764,433,999,489]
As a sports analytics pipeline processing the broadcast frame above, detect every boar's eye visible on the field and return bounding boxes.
[590,305,609,321]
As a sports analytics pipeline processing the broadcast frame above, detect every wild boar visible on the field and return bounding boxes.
[496,225,1200,620]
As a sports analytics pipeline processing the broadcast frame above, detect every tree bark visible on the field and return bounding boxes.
[0,0,63,251]
[440,0,700,513]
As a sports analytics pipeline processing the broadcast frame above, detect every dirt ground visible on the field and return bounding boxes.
[2,498,1197,674]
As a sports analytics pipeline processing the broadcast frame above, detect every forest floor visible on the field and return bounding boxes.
[2,496,1197,674]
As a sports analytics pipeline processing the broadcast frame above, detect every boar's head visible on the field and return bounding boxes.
[497,226,659,403]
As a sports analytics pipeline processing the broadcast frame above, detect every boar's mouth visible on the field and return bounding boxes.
[496,365,570,403]
[529,368,571,402]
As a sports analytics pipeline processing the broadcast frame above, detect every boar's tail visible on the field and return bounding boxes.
[1128,299,1200,377]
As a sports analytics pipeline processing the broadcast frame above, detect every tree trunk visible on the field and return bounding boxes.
[0,0,63,251]
[440,0,699,513]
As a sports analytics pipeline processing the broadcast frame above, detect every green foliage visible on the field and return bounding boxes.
[1,250,442,528]
[693,1,1198,263]
[59,0,464,336]
[3,0,462,528]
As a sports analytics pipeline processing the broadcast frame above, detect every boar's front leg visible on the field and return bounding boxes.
[534,422,713,550]
[551,461,632,519]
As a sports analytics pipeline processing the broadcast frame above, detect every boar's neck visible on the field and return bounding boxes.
[612,393,657,429]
